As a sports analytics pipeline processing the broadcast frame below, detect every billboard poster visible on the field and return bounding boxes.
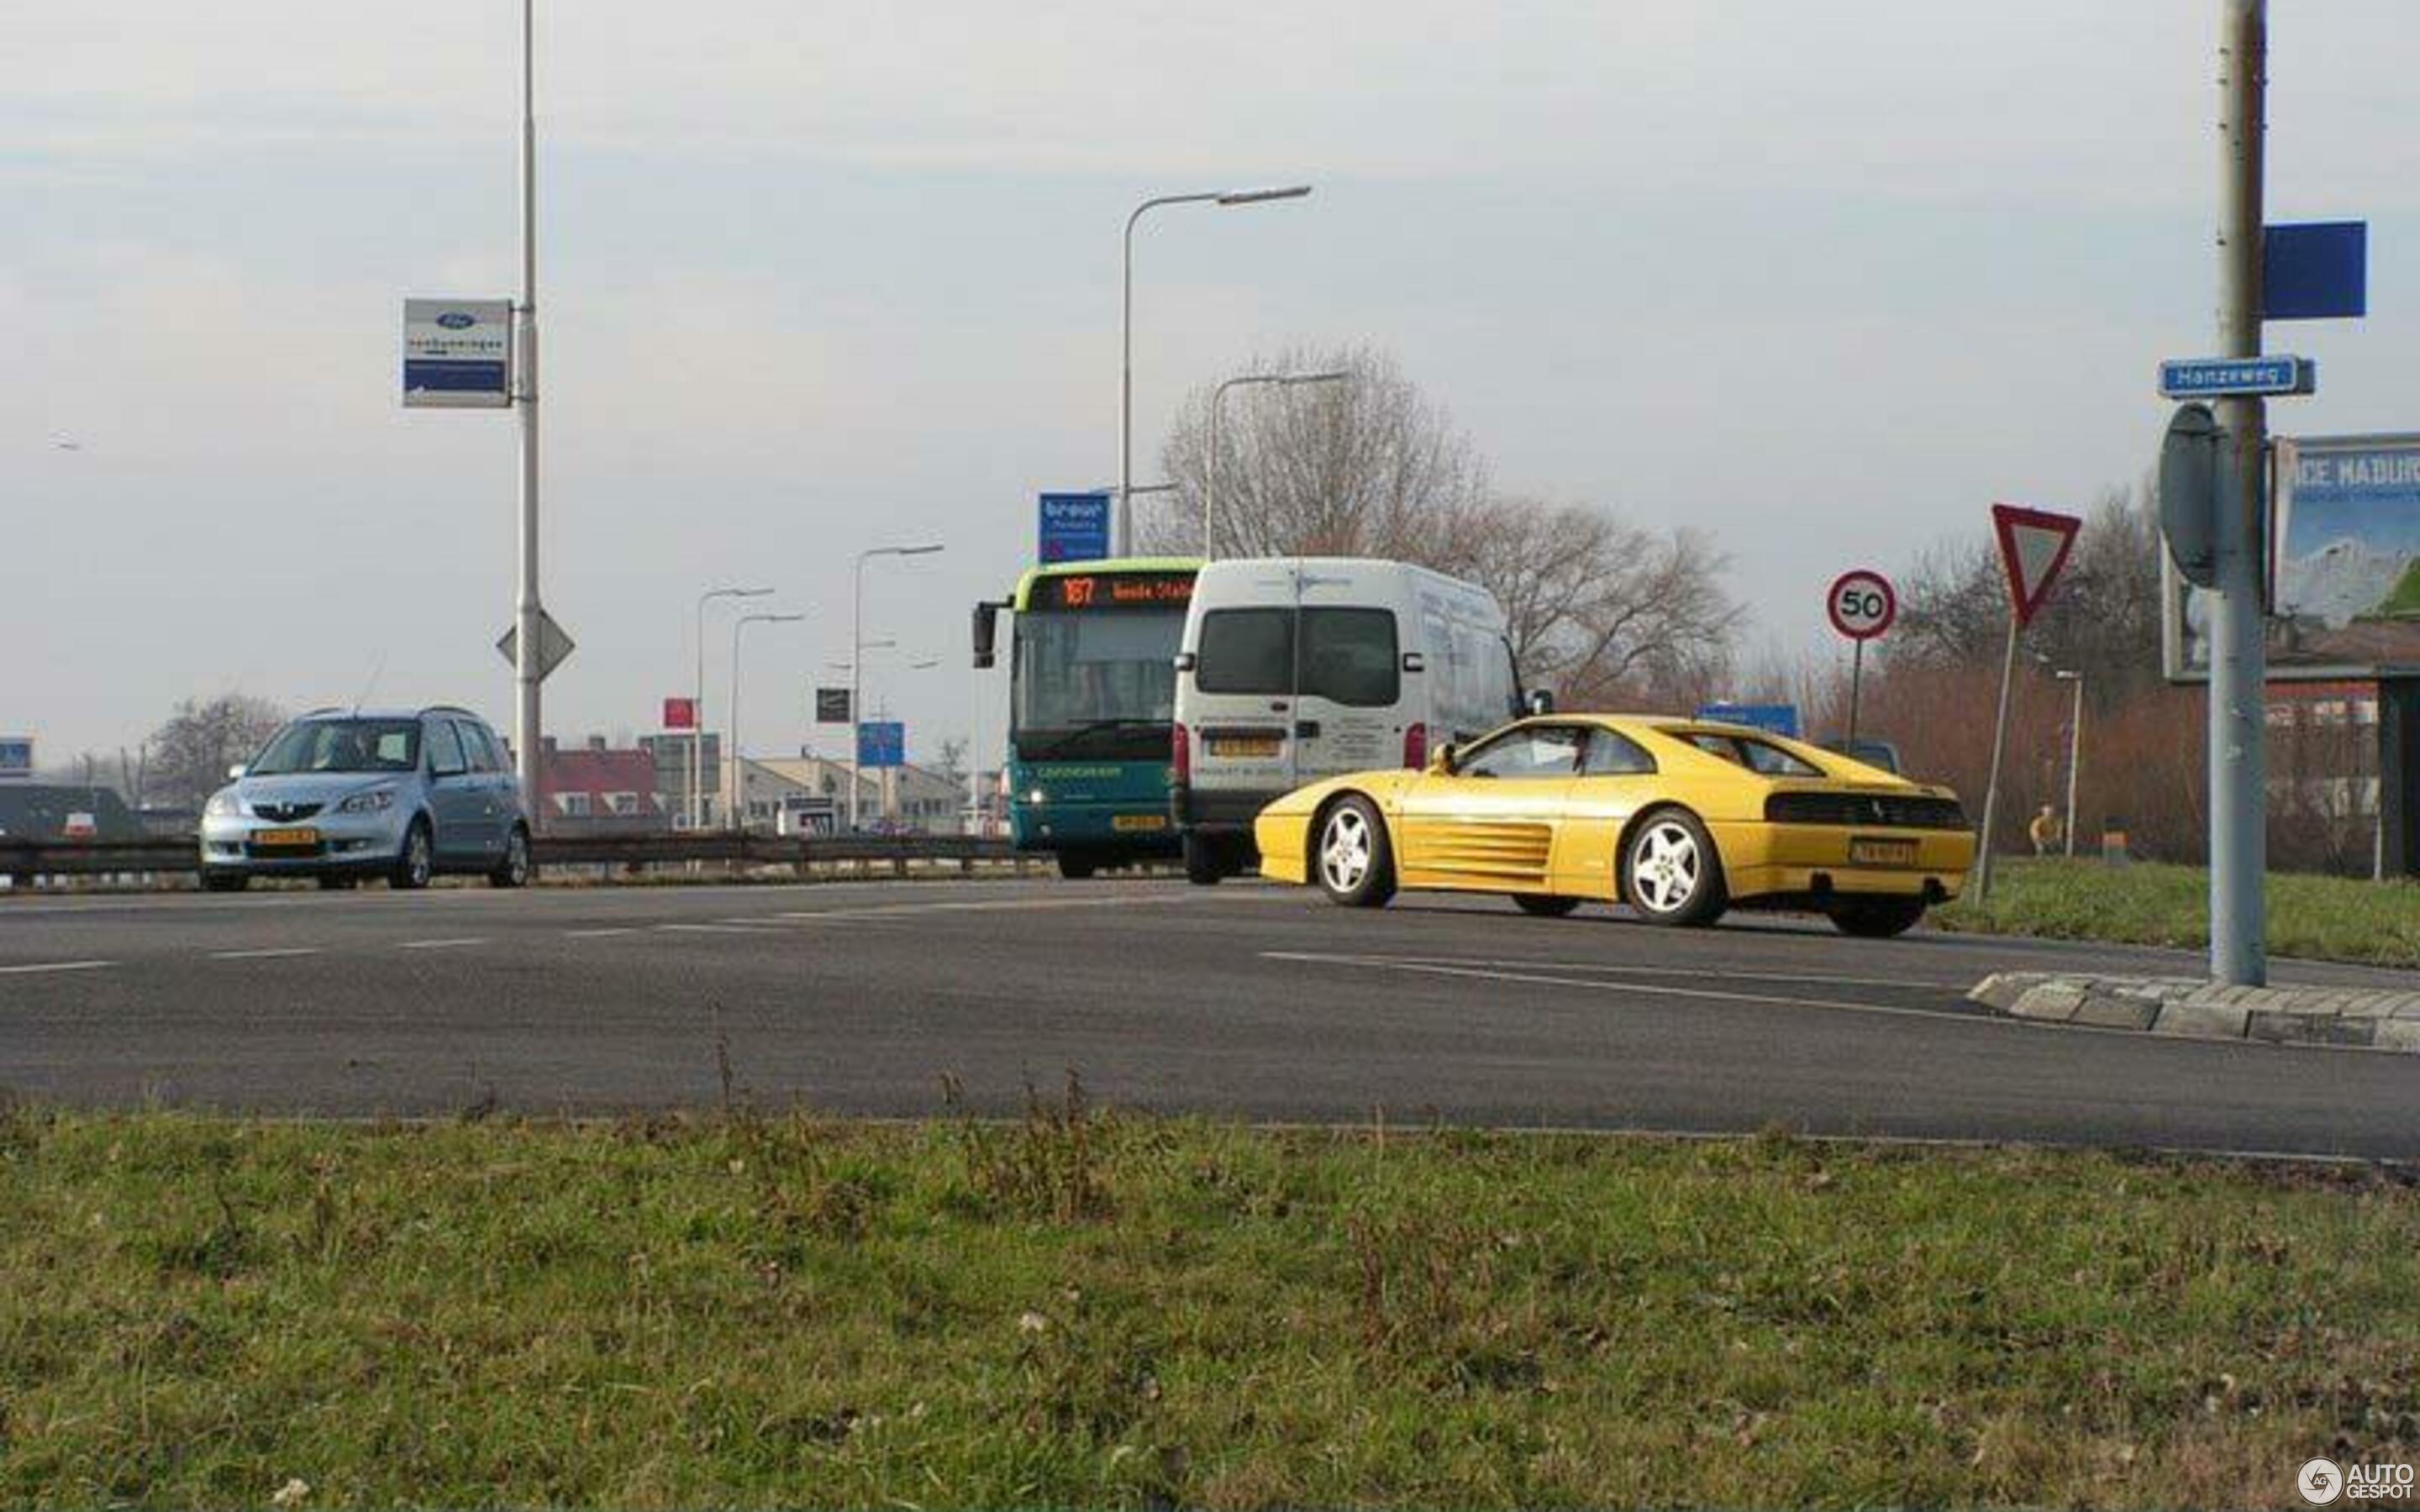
[2170,433,2420,680]
[402,298,513,409]
[0,737,30,781]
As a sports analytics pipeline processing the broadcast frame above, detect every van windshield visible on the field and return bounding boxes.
[1013,608,1182,761]
[250,719,421,775]
[1195,607,1399,706]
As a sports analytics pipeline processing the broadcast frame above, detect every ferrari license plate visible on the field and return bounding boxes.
[1112,814,1167,832]
[253,827,321,848]
[1207,736,1281,759]
[1849,837,1917,868]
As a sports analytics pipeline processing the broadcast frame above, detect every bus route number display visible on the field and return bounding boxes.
[1049,573,1194,611]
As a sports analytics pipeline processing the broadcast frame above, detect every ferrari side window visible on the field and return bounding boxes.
[1581,729,1656,775]
[1460,725,1586,780]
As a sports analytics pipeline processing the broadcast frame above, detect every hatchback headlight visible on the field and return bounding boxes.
[337,788,396,815]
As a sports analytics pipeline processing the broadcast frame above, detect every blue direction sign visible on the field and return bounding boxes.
[2158,355,2315,400]
[1696,703,1801,739]
[2265,221,2367,321]
[0,738,31,780]
[1038,491,1111,564]
[855,720,905,770]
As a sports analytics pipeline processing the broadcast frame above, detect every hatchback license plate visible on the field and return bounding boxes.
[1849,837,1917,867]
[1112,814,1167,832]
[253,827,321,848]
[1207,737,1281,759]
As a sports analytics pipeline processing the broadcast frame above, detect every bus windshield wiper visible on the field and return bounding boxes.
[1023,718,1169,759]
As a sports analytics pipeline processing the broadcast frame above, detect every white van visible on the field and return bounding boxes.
[1171,557,1525,883]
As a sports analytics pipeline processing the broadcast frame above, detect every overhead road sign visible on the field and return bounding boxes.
[1991,504,2083,628]
[1038,492,1112,564]
[0,738,30,781]
[856,721,905,769]
[2158,354,2314,400]
[402,299,513,408]
[496,610,576,682]
[2264,221,2366,321]
[816,688,852,724]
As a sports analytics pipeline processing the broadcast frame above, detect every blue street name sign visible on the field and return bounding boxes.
[1038,491,1112,564]
[1696,703,1801,739]
[856,720,905,770]
[2157,355,2315,400]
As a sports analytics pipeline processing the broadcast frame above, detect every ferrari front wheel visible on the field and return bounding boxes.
[1315,796,1396,908]
[1623,809,1726,927]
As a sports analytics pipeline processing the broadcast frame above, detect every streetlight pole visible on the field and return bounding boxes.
[2057,669,2085,859]
[853,543,944,832]
[1118,184,1311,555]
[729,612,803,833]
[1206,369,1349,558]
[692,585,771,830]
[511,0,545,824]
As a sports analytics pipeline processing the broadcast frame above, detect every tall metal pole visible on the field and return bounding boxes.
[1846,639,1865,746]
[692,586,771,831]
[1118,186,1310,555]
[851,555,865,833]
[1970,617,2023,903]
[1205,370,1349,559]
[512,0,544,827]
[2212,0,2269,984]
[729,612,802,834]
[2064,673,2085,858]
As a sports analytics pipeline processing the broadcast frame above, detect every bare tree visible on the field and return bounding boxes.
[148,694,286,811]
[1141,343,1488,559]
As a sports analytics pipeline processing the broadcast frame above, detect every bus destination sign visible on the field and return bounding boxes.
[1048,572,1195,612]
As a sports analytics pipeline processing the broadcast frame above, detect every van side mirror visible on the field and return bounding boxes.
[971,601,1002,669]
[1526,689,1556,717]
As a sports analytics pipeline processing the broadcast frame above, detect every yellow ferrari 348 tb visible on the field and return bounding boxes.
[1254,715,1977,937]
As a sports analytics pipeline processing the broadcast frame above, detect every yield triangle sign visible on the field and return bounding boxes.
[1991,503,2082,627]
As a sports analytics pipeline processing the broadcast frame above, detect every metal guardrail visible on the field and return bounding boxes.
[0,832,1030,882]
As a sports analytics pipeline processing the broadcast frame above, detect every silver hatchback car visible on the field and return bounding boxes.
[199,706,532,891]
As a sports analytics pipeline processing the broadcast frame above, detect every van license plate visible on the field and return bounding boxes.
[254,827,321,848]
[1207,736,1281,759]
[1112,814,1166,832]
[1849,837,1916,867]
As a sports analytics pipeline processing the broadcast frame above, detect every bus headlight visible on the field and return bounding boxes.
[1026,788,1047,806]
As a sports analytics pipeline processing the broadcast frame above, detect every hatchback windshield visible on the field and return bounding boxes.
[250,719,421,775]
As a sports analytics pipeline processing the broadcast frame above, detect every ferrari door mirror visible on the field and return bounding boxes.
[1525,689,1556,717]
[1429,743,1458,774]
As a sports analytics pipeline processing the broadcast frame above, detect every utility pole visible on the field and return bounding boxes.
[512,0,546,829]
[2211,0,2269,984]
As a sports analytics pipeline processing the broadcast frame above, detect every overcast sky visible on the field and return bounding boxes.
[8,2,2417,771]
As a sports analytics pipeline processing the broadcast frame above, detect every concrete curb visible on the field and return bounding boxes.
[1970,971,2420,1052]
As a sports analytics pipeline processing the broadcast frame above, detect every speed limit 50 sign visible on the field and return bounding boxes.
[1827,569,1897,641]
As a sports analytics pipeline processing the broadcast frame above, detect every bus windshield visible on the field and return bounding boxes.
[1013,607,1182,761]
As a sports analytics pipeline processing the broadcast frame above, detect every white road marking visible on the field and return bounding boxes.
[657,922,790,935]
[0,959,114,976]
[208,948,323,961]
[769,893,1247,923]
[1260,950,2002,1027]
[1307,953,1975,994]
[395,937,487,951]
[561,927,641,939]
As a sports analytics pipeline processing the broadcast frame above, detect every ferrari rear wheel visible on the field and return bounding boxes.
[1623,809,1727,927]
[1512,894,1581,918]
[1315,796,1396,908]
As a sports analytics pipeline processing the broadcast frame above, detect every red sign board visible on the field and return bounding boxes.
[1991,503,2083,628]
[662,696,697,731]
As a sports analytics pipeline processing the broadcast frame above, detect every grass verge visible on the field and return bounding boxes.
[3,1098,2416,1508]
[1936,857,2420,968]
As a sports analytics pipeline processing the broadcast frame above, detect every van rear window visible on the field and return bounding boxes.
[1195,607,1401,706]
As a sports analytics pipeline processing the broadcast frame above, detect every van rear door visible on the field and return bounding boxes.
[1288,570,1402,785]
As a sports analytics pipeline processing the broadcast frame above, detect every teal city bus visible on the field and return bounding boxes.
[972,557,1202,879]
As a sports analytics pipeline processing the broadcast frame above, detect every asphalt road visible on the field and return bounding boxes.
[3,877,2417,1158]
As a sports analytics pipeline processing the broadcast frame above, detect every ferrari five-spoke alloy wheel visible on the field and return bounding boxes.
[1624,810,1725,927]
[1316,796,1396,908]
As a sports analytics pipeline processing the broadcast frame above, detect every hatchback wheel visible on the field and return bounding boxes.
[1315,796,1396,908]
[489,826,531,889]
[1623,809,1726,927]
[391,819,434,891]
